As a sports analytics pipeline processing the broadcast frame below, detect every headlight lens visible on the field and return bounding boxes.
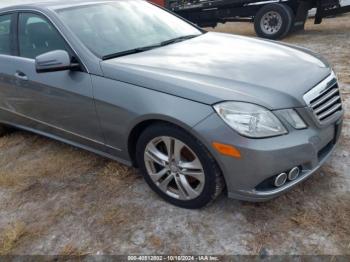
[214,102,288,138]
[279,109,307,129]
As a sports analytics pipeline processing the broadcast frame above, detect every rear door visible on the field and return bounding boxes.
[0,11,105,150]
[0,13,18,114]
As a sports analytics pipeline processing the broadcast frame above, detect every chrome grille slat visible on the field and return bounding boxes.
[312,78,337,100]
[303,71,343,124]
[314,96,341,114]
[318,103,342,120]
[310,88,339,108]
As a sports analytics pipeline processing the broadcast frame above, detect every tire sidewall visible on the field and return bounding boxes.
[280,5,295,39]
[136,124,219,209]
[254,4,294,40]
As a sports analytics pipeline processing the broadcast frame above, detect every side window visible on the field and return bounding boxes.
[18,13,70,59]
[0,14,13,55]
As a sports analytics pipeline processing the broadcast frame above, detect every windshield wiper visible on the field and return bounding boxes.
[160,34,201,46]
[102,44,162,60]
[102,34,201,60]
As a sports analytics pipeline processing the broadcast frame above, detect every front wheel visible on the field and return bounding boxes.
[254,3,294,40]
[136,124,224,209]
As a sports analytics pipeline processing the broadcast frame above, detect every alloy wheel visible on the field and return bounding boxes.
[144,136,205,200]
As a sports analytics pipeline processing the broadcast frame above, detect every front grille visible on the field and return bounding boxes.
[304,72,343,124]
[310,80,342,122]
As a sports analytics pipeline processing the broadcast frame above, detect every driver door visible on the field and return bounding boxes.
[1,12,105,149]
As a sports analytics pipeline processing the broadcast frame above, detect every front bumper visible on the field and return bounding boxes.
[193,109,343,202]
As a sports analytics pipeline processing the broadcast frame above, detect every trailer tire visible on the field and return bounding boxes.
[254,3,294,40]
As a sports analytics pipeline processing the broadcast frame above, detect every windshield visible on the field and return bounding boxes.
[57,1,202,58]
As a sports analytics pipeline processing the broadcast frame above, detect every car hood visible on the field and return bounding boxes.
[100,32,331,109]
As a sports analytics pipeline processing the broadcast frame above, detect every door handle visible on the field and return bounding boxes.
[14,71,28,81]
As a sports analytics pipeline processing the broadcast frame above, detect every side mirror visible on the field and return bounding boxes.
[35,50,80,73]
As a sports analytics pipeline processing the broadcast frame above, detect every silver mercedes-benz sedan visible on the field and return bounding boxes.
[0,0,344,208]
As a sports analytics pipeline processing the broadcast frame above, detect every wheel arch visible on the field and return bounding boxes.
[127,117,197,167]
[127,115,228,201]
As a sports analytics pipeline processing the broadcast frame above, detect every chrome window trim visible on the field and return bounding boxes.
[0,8,89,73]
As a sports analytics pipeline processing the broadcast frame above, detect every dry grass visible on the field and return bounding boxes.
[245,190,350,254]
[99,208,130,227]
[59,243,89,256]
[0,133,101,191]
[99,161,135,179]
[98,203,144,229]
[0,172,19,188]
[148,235,163,249]
[0,222,27,255]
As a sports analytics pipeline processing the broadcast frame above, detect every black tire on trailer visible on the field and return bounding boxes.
[280,4,295,38]
[254,3,295,40]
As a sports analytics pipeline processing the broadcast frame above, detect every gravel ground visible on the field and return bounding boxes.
[0,15,349,256]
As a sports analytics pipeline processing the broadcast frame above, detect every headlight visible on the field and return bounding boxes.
[214,102,288,138]
[279,109,307,129]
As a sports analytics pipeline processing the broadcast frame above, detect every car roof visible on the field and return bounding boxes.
[0,0,131,12]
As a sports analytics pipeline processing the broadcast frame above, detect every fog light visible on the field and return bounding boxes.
[274,173,287,187]
[288,167,300,181]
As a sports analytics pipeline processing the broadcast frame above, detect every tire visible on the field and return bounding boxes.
[254,3,294,40]
[136,123,224,209]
